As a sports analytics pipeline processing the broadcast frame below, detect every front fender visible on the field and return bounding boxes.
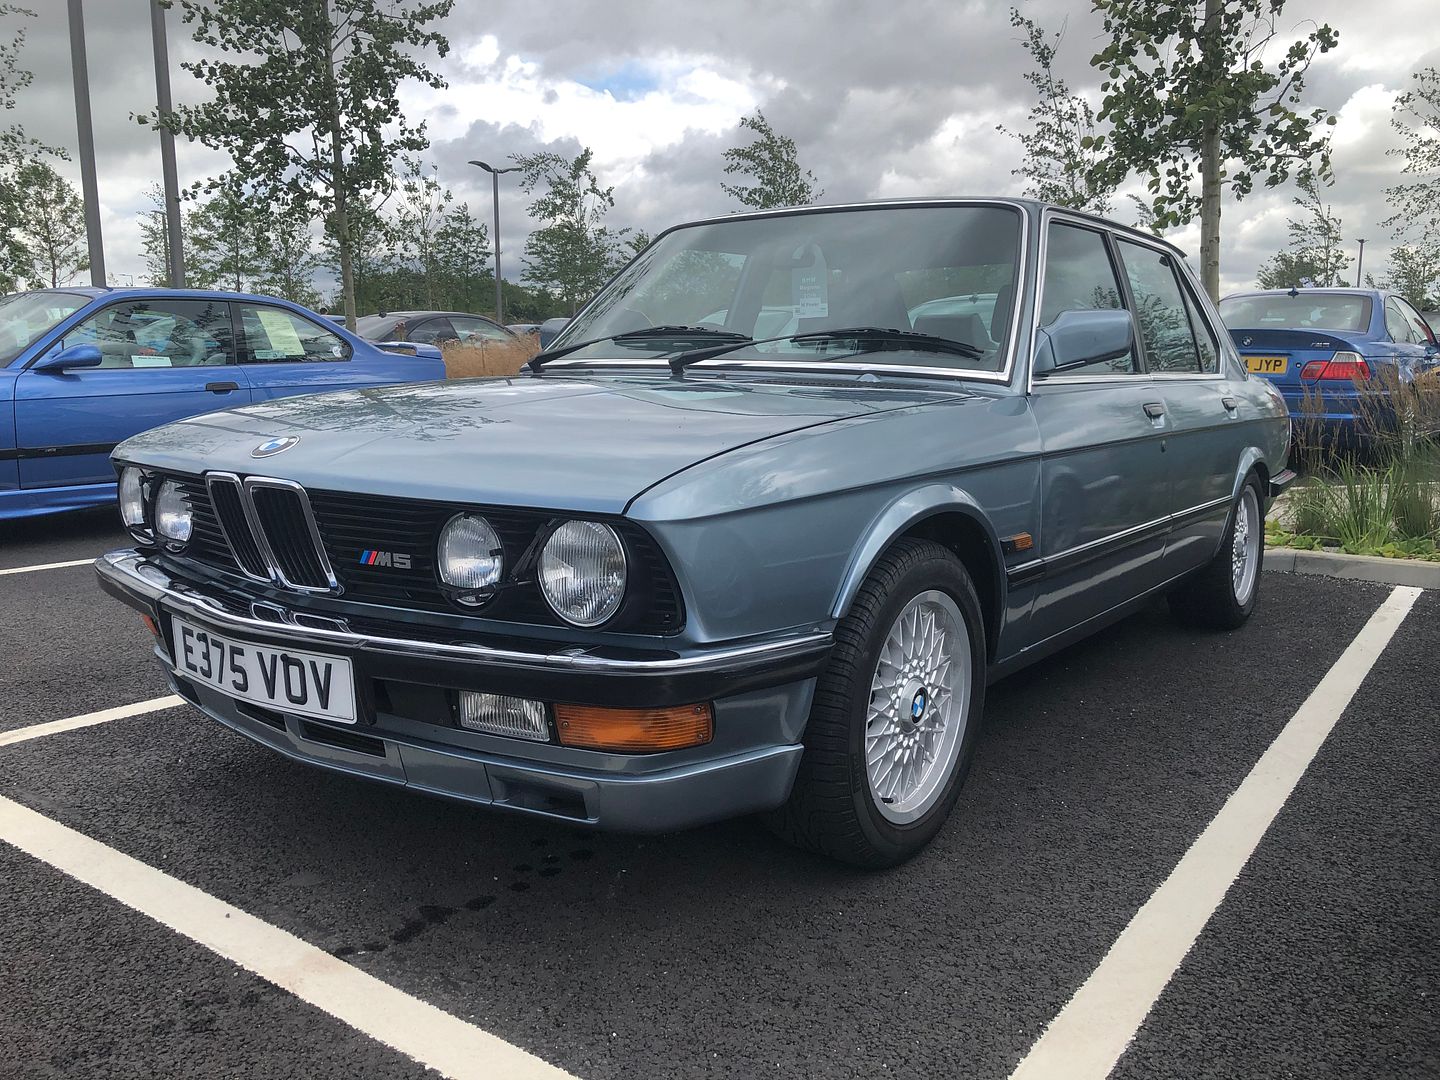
[831,483,1006,622]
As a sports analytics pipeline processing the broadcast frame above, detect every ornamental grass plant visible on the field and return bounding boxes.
[440,336,540,379]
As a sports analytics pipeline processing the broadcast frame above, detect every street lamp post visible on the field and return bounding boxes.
[1355,239,1367,288]
[469,159,520,325]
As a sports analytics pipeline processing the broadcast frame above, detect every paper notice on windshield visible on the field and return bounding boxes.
[255,309,305,356]
[791,243,829,318]
[131,355,172,367]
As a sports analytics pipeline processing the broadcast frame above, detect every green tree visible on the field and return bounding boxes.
[1087,0,1338,299]
[138,183,186,286]
[1255,171,1349,288]
[144,0,453,328]
[1377,245,1440,311]
[997,9,1112,212]
[13,161,87,287]
[515,148,629,314]
[0,5,64,292]
[721,111,823,210]
[431,201,488,311]
[186,185,268,292]
[1384,68,1440,243]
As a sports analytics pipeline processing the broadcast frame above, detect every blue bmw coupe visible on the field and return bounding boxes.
[0,288,447,522]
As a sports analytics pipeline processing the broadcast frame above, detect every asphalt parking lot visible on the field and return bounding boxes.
[1,512,1436,1080]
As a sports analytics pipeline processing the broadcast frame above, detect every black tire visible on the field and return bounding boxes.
[1169,474,1265,630]
[766,538,986,868]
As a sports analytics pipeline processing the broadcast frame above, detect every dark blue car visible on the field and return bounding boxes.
[0,288,447,521]
[1218,287,1439,442]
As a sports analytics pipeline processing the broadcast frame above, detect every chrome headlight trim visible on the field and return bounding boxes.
[437,513,505,604]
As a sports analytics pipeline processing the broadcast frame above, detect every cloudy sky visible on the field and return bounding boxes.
[8,0,1439,298]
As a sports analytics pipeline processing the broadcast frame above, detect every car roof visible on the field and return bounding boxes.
[14,285,327,305]
[365,310,499,321]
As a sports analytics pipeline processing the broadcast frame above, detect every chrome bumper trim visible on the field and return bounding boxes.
[95,549,831,677]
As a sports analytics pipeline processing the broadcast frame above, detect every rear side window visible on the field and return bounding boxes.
[1038,223,1136,375]
[450,316,513,343]
[1394,296,1436,345]
[238,304,351,363]
[1116,239,1203,373]
[1385,299,1426,344]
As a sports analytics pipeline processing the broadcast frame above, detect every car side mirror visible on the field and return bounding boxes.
[32,343,103,372]
[1033,309,1135,376]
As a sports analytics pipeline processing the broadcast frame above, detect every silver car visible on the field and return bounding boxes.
[98,200,1290,867]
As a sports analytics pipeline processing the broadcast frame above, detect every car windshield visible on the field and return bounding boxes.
[553,204,1023,374]
[354,315,400,340]
[1218,292,1372,333]
[0,291,90,365]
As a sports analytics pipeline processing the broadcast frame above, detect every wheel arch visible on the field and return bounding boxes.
[831,485,1006,661]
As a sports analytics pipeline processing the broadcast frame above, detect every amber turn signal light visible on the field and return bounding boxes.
[141,614,160,638]
[554,702,713,752]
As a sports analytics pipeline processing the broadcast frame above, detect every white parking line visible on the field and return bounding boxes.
[0,695,186,749]
[0,795,576,1080]
[0,558,95,577]
[1009,584,1422,1080]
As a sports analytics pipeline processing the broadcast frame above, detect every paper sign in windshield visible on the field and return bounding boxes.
[131,355,172,368]
[792,243,829,319]
[255,309,305,356]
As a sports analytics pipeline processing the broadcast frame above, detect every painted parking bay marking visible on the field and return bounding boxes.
[1009,584,1422,1080]
[0,795,576,1080]
[0,695,185,748]
[0,558,94,577]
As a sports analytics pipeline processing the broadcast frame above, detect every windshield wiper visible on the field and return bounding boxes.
[668,325,985,372]
[528,325,752,371]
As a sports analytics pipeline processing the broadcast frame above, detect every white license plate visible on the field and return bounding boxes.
[171,614,357,724]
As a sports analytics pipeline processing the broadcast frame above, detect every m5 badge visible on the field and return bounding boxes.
[359,549,412,569]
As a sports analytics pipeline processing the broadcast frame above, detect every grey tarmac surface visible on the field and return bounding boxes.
[0,511,1434,1079]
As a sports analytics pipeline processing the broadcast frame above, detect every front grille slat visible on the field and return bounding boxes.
[249,485,332,590]
[207,476,267,578]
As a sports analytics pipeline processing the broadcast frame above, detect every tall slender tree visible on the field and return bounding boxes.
[13,162,87,287]
[997,9,1112,212]
[1255,171,1349,288]
[516,148,629,314]
[1384,67,1440,244]
[1086,0,1338,299]
[721,112,823,210]
[0,4,63,292]
[143,0,453,328]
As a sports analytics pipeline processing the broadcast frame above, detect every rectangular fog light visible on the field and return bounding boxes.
[457,692,550,742]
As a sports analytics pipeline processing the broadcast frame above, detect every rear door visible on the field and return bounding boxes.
[1113,237,1239,571]
[15,297,248,489]
[236,301,420,401]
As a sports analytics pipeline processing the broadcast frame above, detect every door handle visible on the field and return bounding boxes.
[205,381,240,393]
[1221,396,1239,411]
[1142,402,1166,419]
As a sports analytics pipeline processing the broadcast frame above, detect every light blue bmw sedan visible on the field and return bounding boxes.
[0,288,446,522]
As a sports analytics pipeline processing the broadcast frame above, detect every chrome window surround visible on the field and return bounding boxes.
[540,199,1033,387]
[205,471,340,594]
[1028,209,1233,392]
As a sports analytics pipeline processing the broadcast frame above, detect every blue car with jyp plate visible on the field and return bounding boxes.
[1218,287,1440,442]
[0,288,447,521]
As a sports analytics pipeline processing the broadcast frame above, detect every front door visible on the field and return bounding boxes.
[1027,220,1171,643]
[15,297,248,489]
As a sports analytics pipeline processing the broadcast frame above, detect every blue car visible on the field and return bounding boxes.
[1218,287,1440,442]
[0,288,447,521]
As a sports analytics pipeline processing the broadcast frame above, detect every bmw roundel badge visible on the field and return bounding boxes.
[252,436,300,458]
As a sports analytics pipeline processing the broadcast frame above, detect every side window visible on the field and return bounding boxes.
[1393,297,1435,345]
[1038,223,1136,374]
[63,299,235,369]
[1385,300,1418,344]
[408,318,456,345]
[450,317,512,344]
[238,304,351,363]
[1116,239,1202,373]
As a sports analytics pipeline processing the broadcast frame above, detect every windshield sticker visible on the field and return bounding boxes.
[255,309,305,355]
[131,355,172,368]
[254,348,285,360]
[791,243,829,319]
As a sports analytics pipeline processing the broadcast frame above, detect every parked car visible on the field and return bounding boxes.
[507,323,541,337]
[538,316,570,348]
[1218,287,1440,442]
[318,311,444,361]
[98,200,1289,867]
[355,311,516,349]
[0,288,447,521]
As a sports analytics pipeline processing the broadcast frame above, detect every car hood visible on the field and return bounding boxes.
[116,374,971,513]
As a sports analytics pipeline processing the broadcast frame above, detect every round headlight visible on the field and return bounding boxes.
[438,514,504,602]
[119,467,147,531]
[539,520,627,627]
[154,479,192,544]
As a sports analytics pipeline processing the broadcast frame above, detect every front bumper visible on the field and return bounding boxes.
[96,549,828,831]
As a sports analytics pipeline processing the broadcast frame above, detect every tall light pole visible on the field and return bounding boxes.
[67,0,105,286]
[1355,238,1367,288]
[150,0,185,287]
[469,159,520,324]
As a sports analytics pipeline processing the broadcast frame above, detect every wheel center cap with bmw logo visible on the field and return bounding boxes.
[251,436,299,458]
[911,689,928,721]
